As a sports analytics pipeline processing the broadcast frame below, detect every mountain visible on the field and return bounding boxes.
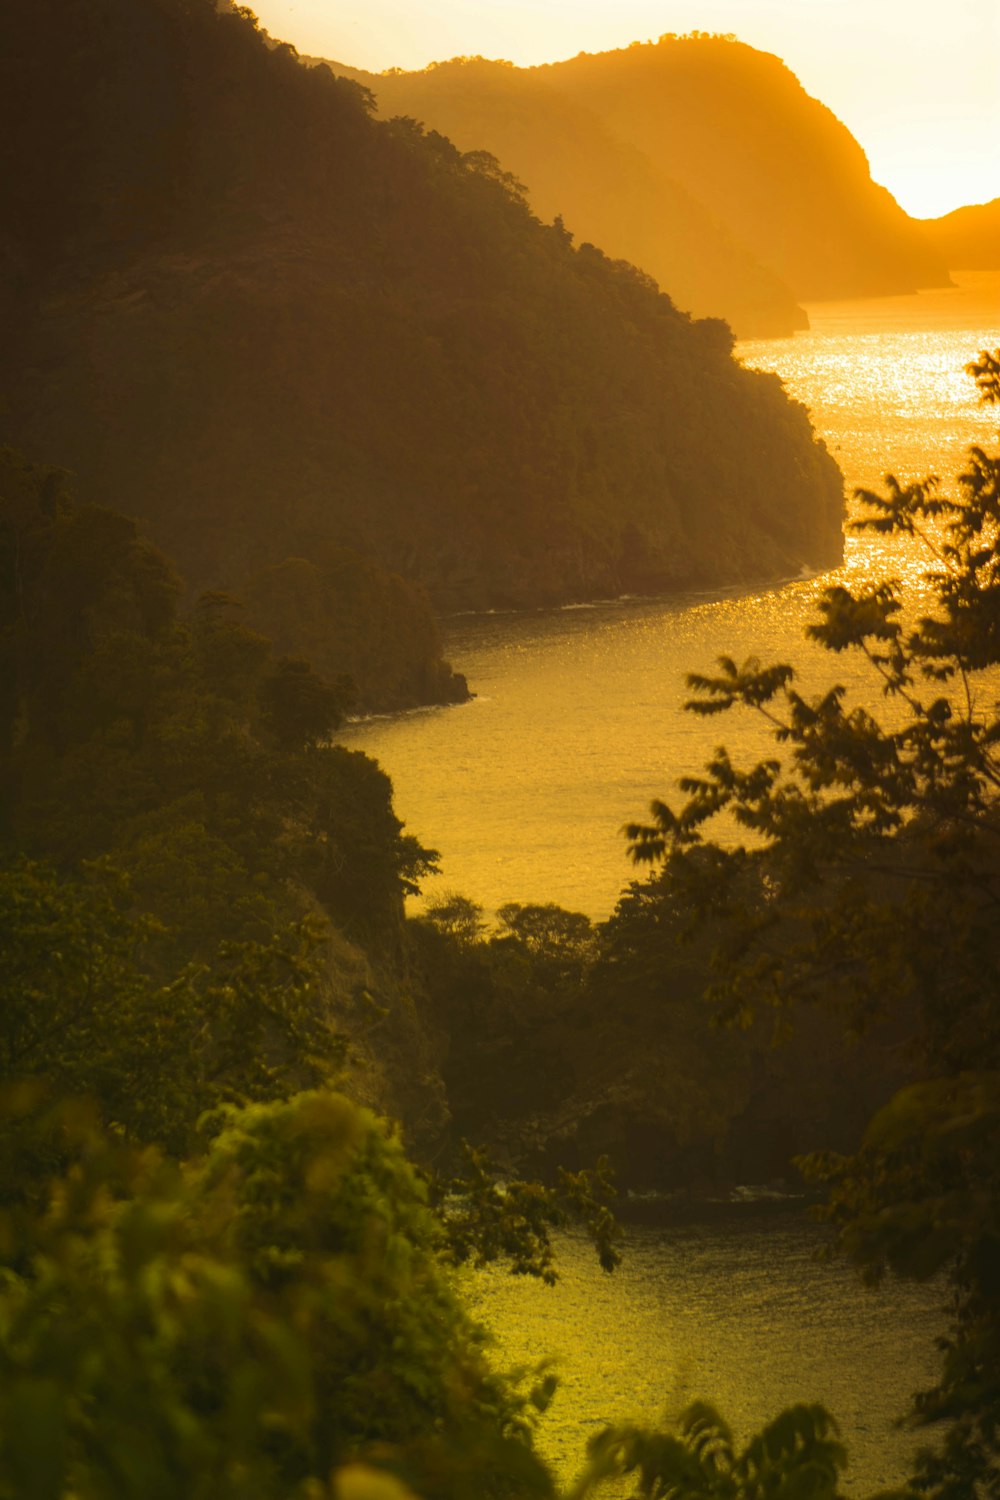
[2,1,843,696]
[920,198,1000,269]
[325,55,808,338]
[535,35,949,302]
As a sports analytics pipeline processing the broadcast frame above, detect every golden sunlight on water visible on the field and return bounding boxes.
[464,1220,941,1495]
[341,272,1000,920]
[740,271,1000,604]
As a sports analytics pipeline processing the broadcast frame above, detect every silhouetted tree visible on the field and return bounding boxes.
[626,351,1000,1497]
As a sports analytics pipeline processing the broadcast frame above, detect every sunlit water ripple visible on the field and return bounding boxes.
[341,272,1000,920]
[462,1217,942,1495]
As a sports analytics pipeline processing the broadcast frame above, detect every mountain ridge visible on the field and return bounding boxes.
[321,52,809,338]
[537,35,950,301]
[326,33,950,329]
[2,0,844,704]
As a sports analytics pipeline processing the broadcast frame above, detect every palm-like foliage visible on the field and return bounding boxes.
[569,1398,913,1500]
[624,352,1000,1498]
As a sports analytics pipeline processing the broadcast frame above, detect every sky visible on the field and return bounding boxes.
[249,0,1000,219]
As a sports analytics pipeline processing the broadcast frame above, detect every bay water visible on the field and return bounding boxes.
[343,270,1000,1492]
[343,271,1000,921]
[461,1215,942,1495]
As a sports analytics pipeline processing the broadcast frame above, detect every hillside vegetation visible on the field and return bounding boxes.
[328,54,808,338]
[331,35,949,333]
[3,0,843,699]
[536,35,949,301]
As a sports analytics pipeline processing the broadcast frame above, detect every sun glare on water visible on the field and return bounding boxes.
[345,274,1000,920]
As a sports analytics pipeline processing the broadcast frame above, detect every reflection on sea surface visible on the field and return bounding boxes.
[465,1215,941,1496]
[341,272,1000,919]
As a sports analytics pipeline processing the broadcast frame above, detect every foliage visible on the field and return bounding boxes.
[555,872,897,1190]
[0,858,346,1158]
[0,453,444,1150]
[624,352,1000,1496]
[433,1141,620,1283]
[422,891,488,946]
[409,898,598,1152]
[414,875,899,1191]
[625,352,1000,1049]
[258,655,353,750]
[493,903,595,972]
[801,1070,1000,1500]
[568,1399,913,1500]
[4,1092,916,1500]
[0,451,436,954]
[241,551,469,714]
[0,1089,556,1500]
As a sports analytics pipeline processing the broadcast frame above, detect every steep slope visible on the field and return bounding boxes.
[2,0,844,637]
[537,35,950,301]
[920,198,1000,269]
[327,55,807,338]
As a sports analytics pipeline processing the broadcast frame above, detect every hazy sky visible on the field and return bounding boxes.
[250,0,999,218]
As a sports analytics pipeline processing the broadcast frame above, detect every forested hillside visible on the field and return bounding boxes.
[329,36,950,328]
[535,35,949,302]
[327,55,808,338]
[2,0,843,690]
